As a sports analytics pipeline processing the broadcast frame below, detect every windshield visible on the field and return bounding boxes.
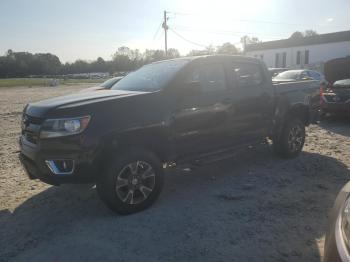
[99,78,119,88]
[111,60,189,92]
[273,71,301,80]
[269,69,287,77]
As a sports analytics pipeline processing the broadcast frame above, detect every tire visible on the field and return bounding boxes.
[320,110,328,121]
[273,118,305,158]
[96,148,164,215]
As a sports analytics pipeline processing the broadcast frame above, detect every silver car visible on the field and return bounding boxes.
[273,69,325,82]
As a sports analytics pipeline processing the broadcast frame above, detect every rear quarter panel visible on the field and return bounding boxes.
[273,80,320,125]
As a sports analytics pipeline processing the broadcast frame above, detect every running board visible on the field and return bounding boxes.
[174,139,265,168]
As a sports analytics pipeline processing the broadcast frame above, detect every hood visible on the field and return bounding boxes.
[26,89,146,118]
[324,57,350,84]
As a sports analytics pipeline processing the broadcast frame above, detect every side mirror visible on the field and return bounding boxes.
[179,81,202,96]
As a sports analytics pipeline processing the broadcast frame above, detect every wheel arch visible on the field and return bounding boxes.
[286,104,310,125]
[272,102,310,140]
[94,129,171,175]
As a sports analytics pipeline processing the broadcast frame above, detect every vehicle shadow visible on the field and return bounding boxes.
[1,145,349,262]
[319,115,350,137]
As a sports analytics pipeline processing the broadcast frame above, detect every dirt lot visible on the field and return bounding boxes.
[0,85,349,262]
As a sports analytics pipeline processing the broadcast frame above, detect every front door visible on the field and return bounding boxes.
[171,62,233,156]
[228,61,274,143]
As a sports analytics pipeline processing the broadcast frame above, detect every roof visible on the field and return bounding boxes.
[277,69,305,73]
[246,30,350,52]
[151,55,260,64]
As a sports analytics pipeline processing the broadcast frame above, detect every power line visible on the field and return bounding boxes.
[153,21,163,40]
[232,18,298,26]
[171,25,286,39]
[167,11,300,26]
[164,11,285,51]
[169,28,208,48]
[167,11,192,16]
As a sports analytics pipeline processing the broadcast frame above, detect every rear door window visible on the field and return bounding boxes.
[308,71,321,80]
[233,63,264,87]
[187,63,227,92]
[300,71,309,80]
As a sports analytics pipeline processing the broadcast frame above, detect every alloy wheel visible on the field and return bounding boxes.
[287,125,304,152]
[115,161,156,205]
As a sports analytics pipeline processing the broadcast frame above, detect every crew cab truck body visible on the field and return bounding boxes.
[19,55,319,214]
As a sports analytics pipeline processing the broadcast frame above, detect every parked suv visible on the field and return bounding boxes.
[19,55,320,214]
[321,79,350,116]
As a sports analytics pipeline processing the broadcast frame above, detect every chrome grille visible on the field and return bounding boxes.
[22,114,44,144]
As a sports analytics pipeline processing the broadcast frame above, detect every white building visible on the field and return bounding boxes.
[245,30,350,72]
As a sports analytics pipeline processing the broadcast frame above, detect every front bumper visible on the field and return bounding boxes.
[321,102,350,115]
[19,135,99,185]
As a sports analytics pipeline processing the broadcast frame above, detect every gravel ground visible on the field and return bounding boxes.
[0,85,349,262]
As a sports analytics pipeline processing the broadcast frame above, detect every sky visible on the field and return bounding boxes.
[1,0,350,63]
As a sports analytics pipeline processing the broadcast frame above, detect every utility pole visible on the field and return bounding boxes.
[243,36,247,55]
[162,10,168,56]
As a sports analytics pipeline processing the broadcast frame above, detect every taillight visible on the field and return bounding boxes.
[320,84,325,105]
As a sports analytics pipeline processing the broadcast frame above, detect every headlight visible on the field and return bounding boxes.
[40,116,91,138]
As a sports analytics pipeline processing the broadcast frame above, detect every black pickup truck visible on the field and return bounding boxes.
[19,55,320,214]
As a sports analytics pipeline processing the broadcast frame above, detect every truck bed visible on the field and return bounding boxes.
[272,79,321,123]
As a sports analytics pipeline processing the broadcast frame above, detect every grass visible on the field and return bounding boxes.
[0,78,105,88]
[62,79,104,85]
[0,78,49,87]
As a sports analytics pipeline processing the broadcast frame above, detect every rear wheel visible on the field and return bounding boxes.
[320,110,328,120]
[97,149,164,214]
[273,118,305,158]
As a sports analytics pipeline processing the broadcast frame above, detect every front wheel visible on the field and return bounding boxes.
[97,149,164,214]
[273,118,305,158]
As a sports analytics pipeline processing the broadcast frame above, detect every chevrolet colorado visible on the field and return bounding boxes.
[19,55,320,214]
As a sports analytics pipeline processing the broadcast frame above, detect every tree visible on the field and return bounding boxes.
[112,54,132,71]
[186,45,216,56]
[167,48,180,58]
[241,36,260,46]
[187,49,208,56]
[143,49,166,63]
[111,47,147,71]
[216,42,238,55]
[304,30,318,37]
[116,46,132,57]
[290,31,304,39]
[290,30,318,39]
[206,45,216,55]
[69,59,90,74]
[35,53,61,75]
[0,51,62,77]
[90,57,107,72]
[5,49,13,57]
